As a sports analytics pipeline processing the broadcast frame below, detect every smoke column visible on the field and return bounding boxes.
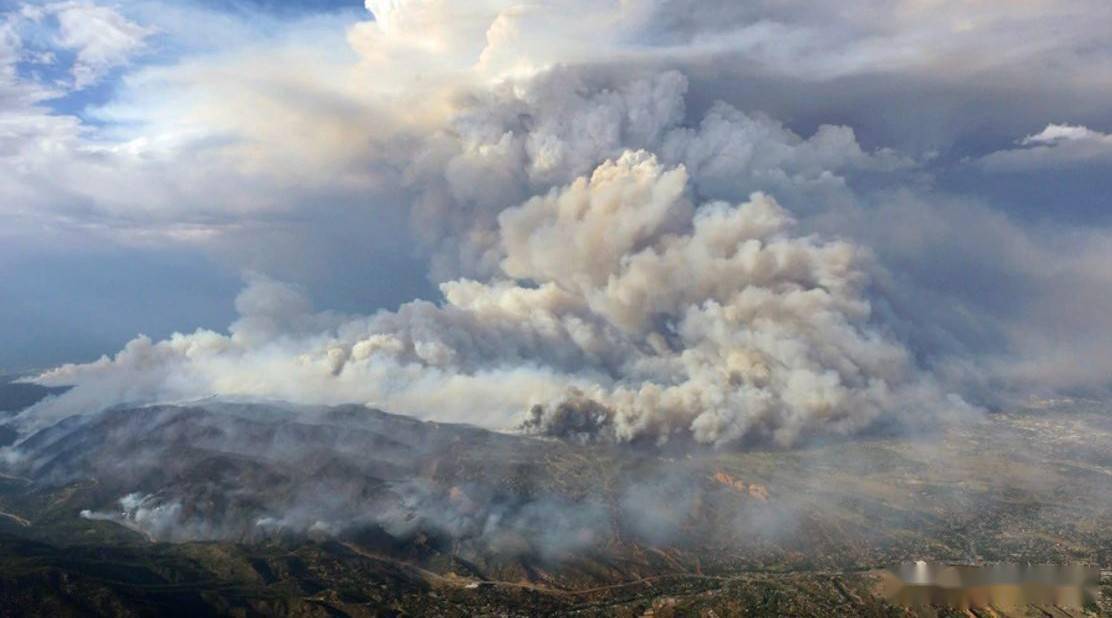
[16,1,981,447]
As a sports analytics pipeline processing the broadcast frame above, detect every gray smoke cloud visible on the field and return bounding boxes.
[20,147,971,447]
[10,0,1112,449]
[13,400,808,559]
[1,1,1111,574]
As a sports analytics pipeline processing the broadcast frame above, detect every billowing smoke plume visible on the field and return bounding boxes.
[22,149,967,447]
[8,1,985,448]
[5,0,1111,567]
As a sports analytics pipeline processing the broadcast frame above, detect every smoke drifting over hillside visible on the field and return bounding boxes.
[2,5,1112,586]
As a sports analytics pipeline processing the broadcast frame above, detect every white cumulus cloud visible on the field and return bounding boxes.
[976,123,1112,171]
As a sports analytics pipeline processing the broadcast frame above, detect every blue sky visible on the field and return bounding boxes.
[0,0,381,370]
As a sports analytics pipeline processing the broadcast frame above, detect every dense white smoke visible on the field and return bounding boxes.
[404,68,911,280]
[81,493,187,543]
[11,0,991,447]
[24,149,967,446]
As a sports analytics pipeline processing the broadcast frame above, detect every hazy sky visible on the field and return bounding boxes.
[1,0,424,370]
[4,0,1112,442]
